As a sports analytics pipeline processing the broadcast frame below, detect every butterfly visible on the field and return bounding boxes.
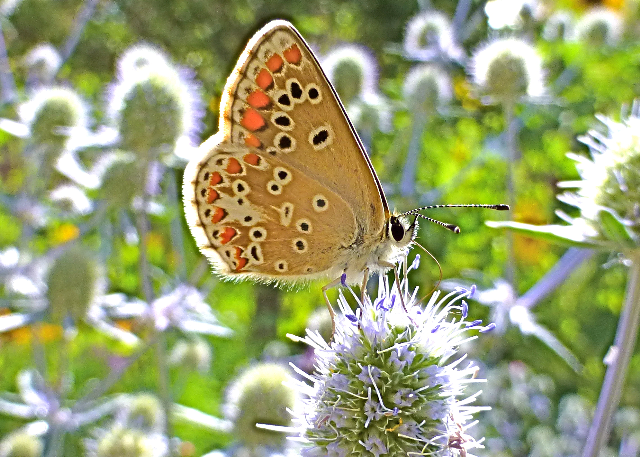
[183,20,507,294]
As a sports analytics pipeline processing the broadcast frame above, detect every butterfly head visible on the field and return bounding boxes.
[387,214,418,248]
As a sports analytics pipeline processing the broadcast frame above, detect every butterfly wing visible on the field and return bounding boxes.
[184,20,388,282]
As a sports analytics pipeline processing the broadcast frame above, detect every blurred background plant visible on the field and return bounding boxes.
[1,0,640,456]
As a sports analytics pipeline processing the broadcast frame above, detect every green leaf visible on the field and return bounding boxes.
[485,220,601,248]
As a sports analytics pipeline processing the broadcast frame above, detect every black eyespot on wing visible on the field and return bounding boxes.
[295,240,305,250]
[278,135,292,149]
[308,87,319,99]
[274,115,290,127]
[244,215,252,222]
[300,222,309,231]
[290,82,303,99]
[312,129,329,146]
[200,188,207,197]
[278,170,288,180]
[278,93,291,106]
[316,198,326,208]
[203,172,210,181]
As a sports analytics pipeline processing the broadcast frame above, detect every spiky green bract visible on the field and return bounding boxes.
[560,107,640,244]
[0,432,43,457]
[224,363,298,450]
[289,268,490,457]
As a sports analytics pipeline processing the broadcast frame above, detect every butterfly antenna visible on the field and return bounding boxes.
[405,203,510,213]
[411,240,443,304]
[409,212,461,234]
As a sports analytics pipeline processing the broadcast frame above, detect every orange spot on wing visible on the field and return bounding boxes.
[219,227,236,244]
[283,44,302,64]
[266,53,284,72]
[209,171,222,186]
[256,69,273,90]
[247,90,270,108]
[211,207,226,223]
[233,247,248,271]
[244,134,261,148]
[207,188,219,203]
[226,157,242,174]
[243,153,260,165]
[240,108,266,131]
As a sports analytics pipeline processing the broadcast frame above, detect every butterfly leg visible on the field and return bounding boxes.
[322,276,343,340]
[360,268,370,304]
[380,261,414,321]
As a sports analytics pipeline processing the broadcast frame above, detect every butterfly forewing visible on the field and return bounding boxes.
[184,20,388,281]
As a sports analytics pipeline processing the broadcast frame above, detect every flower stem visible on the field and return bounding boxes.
[503,101,518,288]
[582,253,640,457]
[0,20,16,104]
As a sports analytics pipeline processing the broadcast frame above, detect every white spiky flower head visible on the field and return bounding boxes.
[470,38,544,105]
[23,43,61,87]
[543,11,574,42]
[107,58,203,163]
[323,45,378,105]
[572,7,623,47]
[559,106,640,243]
[403,64,453,114]
[19,86,89,146]
[117,43,171,80]
[287,257,492,457]
[404,10,464,62]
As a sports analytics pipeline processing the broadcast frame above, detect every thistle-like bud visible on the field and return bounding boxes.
[290,273,491,457]
[223,363,297,450]
[0,432,43,457]
[543,11,573,42]
[322,45,378,105]
[573,7,623,47]
[99,154,144,207]
[119,393,165,433]
[108,58,202,163]
[24,43,61,89]
[117,43,170,80]
[19,87,88,174]
[169,337,212,373]
[94,426,153,457]
[470,38,544,104]
[46,244,101,326]
[403,64,452,115]
[404,10,463,61]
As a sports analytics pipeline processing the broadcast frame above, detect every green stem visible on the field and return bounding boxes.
[503,101,518,288]
[582,252,640,457]
[136,158,174,446]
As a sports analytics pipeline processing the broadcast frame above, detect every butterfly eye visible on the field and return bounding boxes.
[390,217,405,242]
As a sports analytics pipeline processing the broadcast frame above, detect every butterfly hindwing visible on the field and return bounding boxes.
[185,20,389,282]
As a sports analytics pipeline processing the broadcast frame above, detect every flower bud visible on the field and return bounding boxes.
[0,432,43,457]
[470,38,544,104]
[573,7,623,47]
[323,45,377,105]
[169,337,212,373]
[95,426,153,457]
[46,244,100,326]
[224,363,297,450]
[403,64,452,114]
